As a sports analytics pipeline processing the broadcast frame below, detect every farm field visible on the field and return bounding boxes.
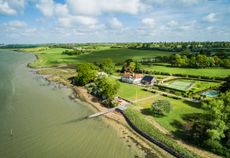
[21,47,173,67]
[143,65,230,78]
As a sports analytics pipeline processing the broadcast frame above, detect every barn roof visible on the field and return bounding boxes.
[142,76,154,82]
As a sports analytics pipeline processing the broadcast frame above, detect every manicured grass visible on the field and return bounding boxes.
[152,97,203,132]
[162,80,193,91]
[143,65,230,78]
[118,82,203,132]
[117,82,152,101]
[162,79,222,92]
[190,80,221,93]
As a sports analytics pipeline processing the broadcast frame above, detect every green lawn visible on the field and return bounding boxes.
[143,65,230,78]
[162,79,222,92]
[152,97,203,132]
[118,82,203,132]
[118,82,152,101]
[162,79,193,91]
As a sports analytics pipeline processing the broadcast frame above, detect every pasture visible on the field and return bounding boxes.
[143,65,230,78]
[22,47,172,67]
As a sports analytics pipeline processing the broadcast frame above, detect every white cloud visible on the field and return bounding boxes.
[66,0,145,16]
[5,20,27,29]
[142,18,155,28]
[167,20,178,27]
[36,0,55,17]
[203,13,217,22]
[143,0,206,6]
[58,15,98,28]
[109,17,123,29]
[0,0,25,15]
[54,3,68,17]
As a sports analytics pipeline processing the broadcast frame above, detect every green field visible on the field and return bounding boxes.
[21,47,172,67]
[143,65,230,78]
[153,97,203,132]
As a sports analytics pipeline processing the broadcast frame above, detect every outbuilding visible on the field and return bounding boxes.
[141,76,157,85]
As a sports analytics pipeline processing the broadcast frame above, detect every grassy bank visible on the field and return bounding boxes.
[124,108,200,158]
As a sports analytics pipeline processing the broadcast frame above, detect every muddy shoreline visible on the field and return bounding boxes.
[33,67,173,158]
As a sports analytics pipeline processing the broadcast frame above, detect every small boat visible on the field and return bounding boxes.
[10,129,13,136]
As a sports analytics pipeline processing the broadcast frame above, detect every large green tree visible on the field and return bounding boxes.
[100,58,115,74]
[75,63,98,86]
[188,91,230,156]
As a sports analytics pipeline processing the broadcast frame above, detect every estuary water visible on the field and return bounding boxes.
[0,50,147,158]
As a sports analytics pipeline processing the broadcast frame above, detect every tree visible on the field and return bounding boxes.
[75,63,98,86]
[189,55,197,67]
[95,77,120,105]
[135,61,142,72]
[122,59,141,73]
[100,58,115,74]
[220,76,230,92]
[152,100,172,116]
[222,59,230,68]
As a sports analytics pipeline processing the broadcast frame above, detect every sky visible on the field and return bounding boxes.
[0,0,230,44]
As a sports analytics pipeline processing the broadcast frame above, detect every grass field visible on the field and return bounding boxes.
[21,47,172,67]
[143,65,230,78]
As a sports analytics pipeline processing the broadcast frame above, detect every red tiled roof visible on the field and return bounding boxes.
[122,72,143,79]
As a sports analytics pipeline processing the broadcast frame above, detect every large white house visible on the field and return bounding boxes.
[120,72,143,84]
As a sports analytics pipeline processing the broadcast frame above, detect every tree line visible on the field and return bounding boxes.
[62,49,90,55]
[169,53,230,68]
[127,41,230,52]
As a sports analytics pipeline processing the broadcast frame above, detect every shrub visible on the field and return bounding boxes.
[152,99,172,116]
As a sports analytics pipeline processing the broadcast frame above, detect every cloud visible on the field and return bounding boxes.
[58,15,98,28]
[109,17,123,29]
[143,0,206,6]
[36,0,55,17]
[142,18,155,28]
[167,20,178,27]
[5,20,27,29]
[203,13,217,22]
[0,0,25,15]
[66,0,145,16]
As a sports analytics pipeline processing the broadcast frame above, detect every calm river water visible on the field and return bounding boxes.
[0,50,149,158]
